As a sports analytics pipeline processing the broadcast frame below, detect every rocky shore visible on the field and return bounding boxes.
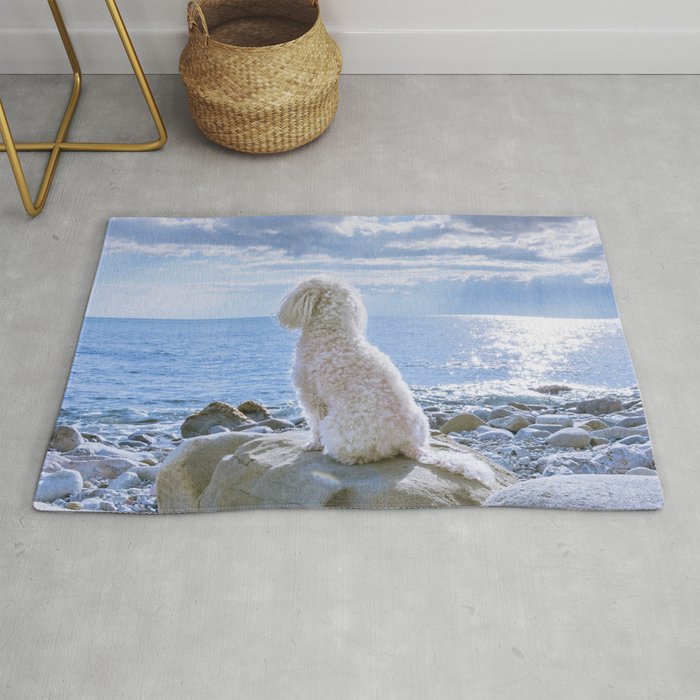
[34,389,661,513]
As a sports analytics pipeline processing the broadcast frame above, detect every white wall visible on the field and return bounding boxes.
[2,0,700,73]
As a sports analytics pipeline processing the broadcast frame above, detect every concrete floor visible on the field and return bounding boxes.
[1,75,699,699]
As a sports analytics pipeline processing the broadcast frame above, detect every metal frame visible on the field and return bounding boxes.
[0,0,167,217]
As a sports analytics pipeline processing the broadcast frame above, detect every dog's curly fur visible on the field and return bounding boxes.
[278,277,495,485]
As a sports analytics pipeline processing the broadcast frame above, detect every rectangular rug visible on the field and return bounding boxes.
[34,216,663,513]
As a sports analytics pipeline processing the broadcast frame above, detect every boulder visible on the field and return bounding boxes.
[471,407,491,421]
[627,467,657,476]
[590,444,655,474]
[64,456,140,481]
[575,418,608,431]
[475,428,514,441]
[35,469,83,502]
[50,426,83,453]
[536,414,574,427]
[590,427,648,441]
[541,464,574,478]
[525,424,562,434]
[157,431,516,513]
[64,442,151,461]
[42,452,69,474]
[488,406,518,420]
[128,432,155,444]
[514,427,552,441]
[237,400,272,422]
[132,465,162,482]
[618,435,647,446]
[156,432,258,512]
[545,428,592,449]
[256,418,297,431]
[439,413,486,434]
[533,384,572,395]
[207,425,230,435]
[181,401,253,438]
[109,471,142,490]
[576,397,623,415]
[488,414,532,433]
[616,416,647,428]
[484,474,664,510]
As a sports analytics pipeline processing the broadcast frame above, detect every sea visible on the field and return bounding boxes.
[57,315,640,440]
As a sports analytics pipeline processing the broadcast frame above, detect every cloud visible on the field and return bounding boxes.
[95,215,615,318]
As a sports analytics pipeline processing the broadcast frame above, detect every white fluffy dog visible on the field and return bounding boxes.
[278,277,494,485]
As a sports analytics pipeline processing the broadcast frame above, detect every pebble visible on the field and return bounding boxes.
[109,471,142,490]
[536,414,574,427]
[488,414,532,433]
[476,428,514,441]
[546,428,592,449]
[617,435,647,446]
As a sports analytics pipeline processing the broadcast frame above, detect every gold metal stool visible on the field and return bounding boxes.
[0,0,167,217]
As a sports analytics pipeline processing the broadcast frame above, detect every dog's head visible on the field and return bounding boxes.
[277,277,368,334]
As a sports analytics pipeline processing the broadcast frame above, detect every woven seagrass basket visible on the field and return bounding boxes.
[179,0,342,153]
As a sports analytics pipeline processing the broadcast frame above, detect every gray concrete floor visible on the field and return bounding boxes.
[1,75,699,699]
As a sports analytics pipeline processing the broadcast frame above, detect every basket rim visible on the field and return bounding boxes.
[189,3,324,52]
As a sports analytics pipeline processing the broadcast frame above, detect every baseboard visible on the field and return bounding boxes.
[2,27,700,74]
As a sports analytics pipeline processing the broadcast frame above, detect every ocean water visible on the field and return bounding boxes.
[57,315,640,439]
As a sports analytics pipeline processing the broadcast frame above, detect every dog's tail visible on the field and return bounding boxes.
[405,444,497,488]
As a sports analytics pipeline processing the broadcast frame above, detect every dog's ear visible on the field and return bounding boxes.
[278,285,322,328]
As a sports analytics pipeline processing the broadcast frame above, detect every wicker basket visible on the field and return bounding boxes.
[179,0,342,153]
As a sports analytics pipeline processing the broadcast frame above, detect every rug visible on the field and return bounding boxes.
[34,216,663,513]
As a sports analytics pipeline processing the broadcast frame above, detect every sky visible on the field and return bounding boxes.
[86,215,619,319]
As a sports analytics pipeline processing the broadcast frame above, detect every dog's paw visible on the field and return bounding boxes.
[302,438,323,452]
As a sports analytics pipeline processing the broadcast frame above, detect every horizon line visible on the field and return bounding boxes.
[85,312,621,322]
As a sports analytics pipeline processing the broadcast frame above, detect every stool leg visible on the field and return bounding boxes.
[0,0,82,216]
[0,0,167,216]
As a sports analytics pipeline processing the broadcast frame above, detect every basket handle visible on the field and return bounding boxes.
[187,2,210,45]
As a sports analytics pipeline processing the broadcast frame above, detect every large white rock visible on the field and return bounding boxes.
[155,432,259,512]
[35,469,83,502]
[158,431,516,513]
[484,474,664,510]
[545,427,592,449]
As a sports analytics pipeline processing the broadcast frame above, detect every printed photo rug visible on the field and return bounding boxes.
[34,216,663,513]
